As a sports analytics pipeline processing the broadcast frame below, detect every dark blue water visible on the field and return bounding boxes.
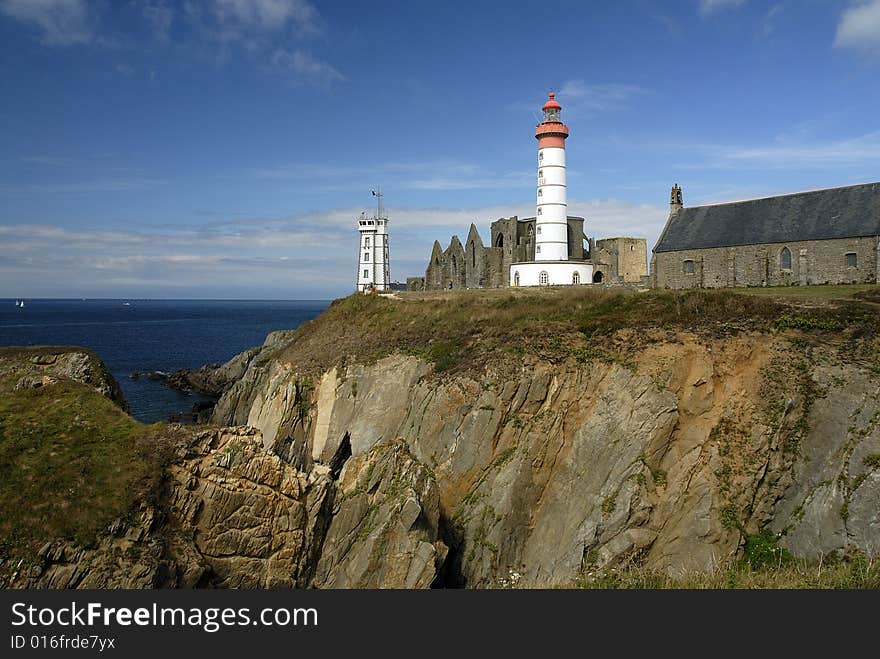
[0,299,330,423]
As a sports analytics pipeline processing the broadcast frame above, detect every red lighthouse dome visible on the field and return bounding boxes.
[535,92,569,147]
[542,92,561,111]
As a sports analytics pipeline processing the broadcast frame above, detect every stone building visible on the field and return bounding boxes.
[651,182,880,289]
[592,237,649,284]
[408,215,648,290]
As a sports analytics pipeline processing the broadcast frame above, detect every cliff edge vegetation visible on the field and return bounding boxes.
[0,347,177,566]
[256,285,880,378]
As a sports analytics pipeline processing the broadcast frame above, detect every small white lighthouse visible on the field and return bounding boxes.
[356,189,390,293]
[510,92,592,287]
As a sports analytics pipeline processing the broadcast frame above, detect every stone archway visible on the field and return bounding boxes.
[593,271,604,283]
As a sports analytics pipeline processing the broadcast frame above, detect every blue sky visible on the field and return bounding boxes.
[1,0,879,299]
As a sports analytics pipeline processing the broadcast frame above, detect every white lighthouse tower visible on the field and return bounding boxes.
[356,189,390,293]
[510,92,592,287]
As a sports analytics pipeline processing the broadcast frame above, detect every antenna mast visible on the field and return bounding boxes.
[372,186,383,219]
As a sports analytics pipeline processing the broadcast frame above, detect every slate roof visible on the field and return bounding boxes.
[654,182,880,253]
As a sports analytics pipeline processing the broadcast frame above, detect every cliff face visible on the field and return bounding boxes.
[16,428,445,589]
[209,331,880,587]
[5,289,880,589]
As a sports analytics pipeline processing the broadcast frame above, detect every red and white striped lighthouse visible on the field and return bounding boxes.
[534,92,570,262]
[509,92,592,287]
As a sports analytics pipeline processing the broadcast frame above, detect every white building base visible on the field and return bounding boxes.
[510,261,593,287]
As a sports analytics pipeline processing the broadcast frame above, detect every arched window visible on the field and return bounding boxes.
[536,245,541,254]
[539,271,549,285]
[514,271,520,286]
[537,226,541,234]
[537,207,542,215]
[539,151,544,161]
[471,244,476,268]
[495,234,504,248]
[683,260,694,274]
[538,189,543,197]
[593,271,604,283]
[572,271,580,285]
[780,247,792,270]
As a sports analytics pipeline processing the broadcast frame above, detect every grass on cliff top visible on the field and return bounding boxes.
[269,284,880,376]
[0,350,177,566]
[576,555,880,589]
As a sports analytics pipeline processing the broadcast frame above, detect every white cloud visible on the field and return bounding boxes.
[114,62,135,76]
[191,0,321,43]
[0,0,92,46]
[0,198,666,298]
[143,1,173,42]
[680,131,880,170]
[0,178,167,194]
[834,0,880,55]
[699,0,748,16]
[271,49,344,86]
[759,4,783,38]
[254,159,524,192]
[556,81,645,115]
[210,0,318,33]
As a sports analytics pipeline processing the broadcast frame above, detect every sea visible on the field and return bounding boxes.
[0,299,330,423]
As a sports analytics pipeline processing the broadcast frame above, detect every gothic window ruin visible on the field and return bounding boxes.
[539,271,548,285]
[572,271,580,285]
[780,247,792,271]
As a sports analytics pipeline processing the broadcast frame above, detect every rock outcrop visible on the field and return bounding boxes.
[206,331,880,587]
[13,427,446,589]
[0,347,127,410]
[314,438,447,588]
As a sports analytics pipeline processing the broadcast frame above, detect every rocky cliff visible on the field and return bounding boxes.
[204,289,880,586]
[4,288,880,588]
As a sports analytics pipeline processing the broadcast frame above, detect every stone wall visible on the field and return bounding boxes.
[596,237,649,283]
[653,236,879,289]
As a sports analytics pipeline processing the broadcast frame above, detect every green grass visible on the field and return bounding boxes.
[264,286,880,377]
[0,364,177,566]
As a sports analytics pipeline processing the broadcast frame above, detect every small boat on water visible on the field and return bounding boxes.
[15,300,25,307]
[123,301,131,306]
